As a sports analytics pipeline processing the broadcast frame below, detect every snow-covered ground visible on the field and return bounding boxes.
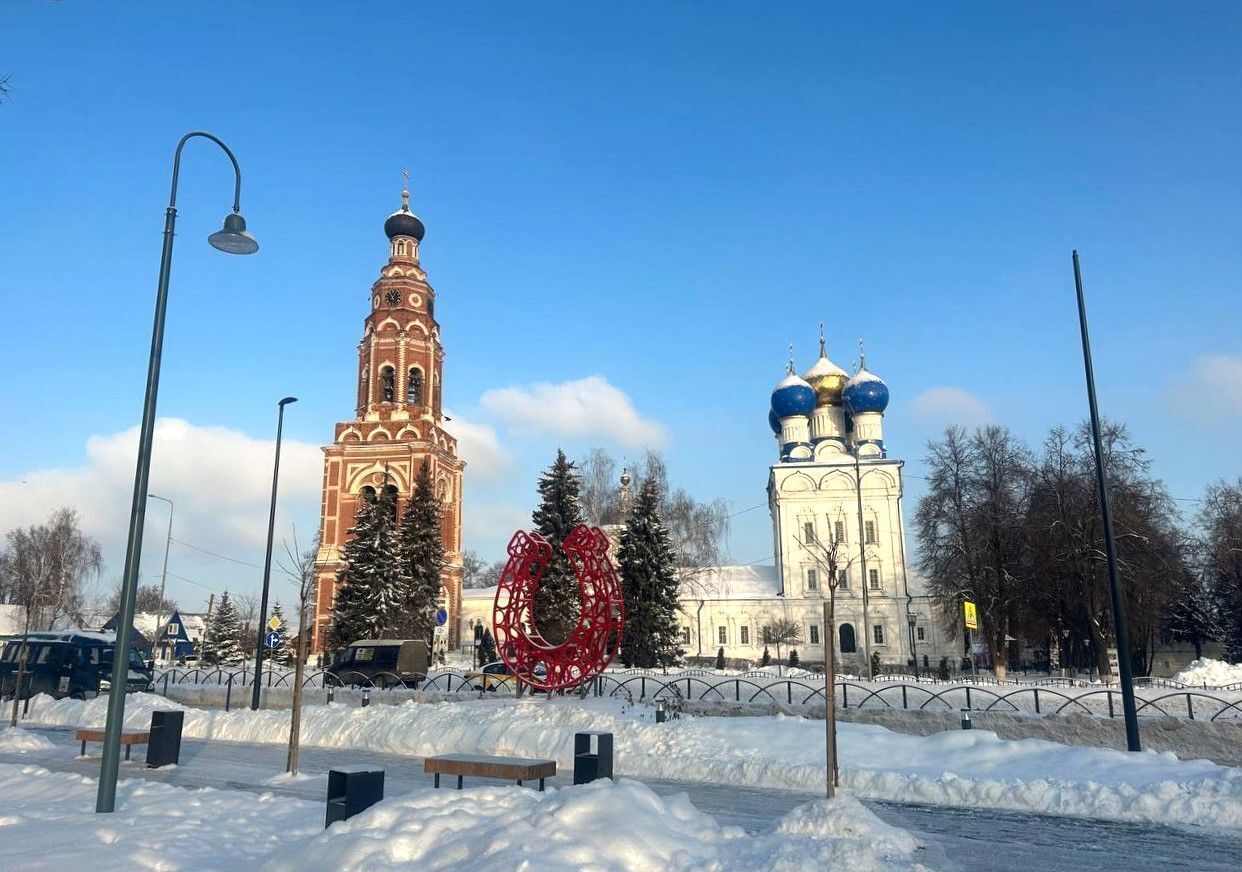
[0,763,934,871]
[20,692,1242,830]
[1173,659,1242,688]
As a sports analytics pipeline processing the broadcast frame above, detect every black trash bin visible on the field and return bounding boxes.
[573,731,614,784]
[147,710,185,768]
[326,766,385,827]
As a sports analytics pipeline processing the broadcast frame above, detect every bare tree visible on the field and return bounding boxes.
[233,592,261,657]
[0,75,11,105]
[1,508,101,630]
[278,529,318,774]
[761,618,802,662]
[105,583,176,616]
[1200,478,1242,662]
[579,448,730,592]
[915,426,1031,680]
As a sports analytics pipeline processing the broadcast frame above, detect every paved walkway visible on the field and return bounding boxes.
[5,725,1241,872]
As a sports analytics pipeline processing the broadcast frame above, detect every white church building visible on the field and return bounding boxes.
[460,333,961,673]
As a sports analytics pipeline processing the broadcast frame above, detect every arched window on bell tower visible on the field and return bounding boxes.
[407,367,424,405]
[380,366,395,403]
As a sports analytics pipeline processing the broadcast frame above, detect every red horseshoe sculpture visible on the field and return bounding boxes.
[492,525,624,691]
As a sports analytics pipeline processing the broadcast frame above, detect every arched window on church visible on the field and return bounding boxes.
[380,366,395,402]
[407,367,424,405]
[839,623,857,654]
[359,366,369,408]
[360,485,377,502]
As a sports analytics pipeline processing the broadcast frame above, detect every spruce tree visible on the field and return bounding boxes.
[392,459,444,644]
[329,486,400,653]
[531,449,585,644]
[204,590,243,665]
[268,602,293,667]
[715,647,726,670]
[617,479,683,669]
[761,646,771,667]
[788,649,800,668]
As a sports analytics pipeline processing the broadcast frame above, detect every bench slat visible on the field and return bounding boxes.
[425,754,555,780]
[75,729,149,743]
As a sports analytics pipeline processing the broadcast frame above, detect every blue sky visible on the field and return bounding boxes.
[1,2,1239,612]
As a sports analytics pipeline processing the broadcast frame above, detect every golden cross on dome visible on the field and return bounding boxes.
[787,343,795,374]
[819,321,826,357]
[400,169,411,211]
[858,337,867,370]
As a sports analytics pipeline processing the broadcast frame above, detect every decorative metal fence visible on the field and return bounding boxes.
[152,666,1242,721]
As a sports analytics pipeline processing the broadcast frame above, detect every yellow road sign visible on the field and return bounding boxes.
[267,615,282,631]
[963,601,978,630]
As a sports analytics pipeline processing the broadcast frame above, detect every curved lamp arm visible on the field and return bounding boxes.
[169,130,244,213]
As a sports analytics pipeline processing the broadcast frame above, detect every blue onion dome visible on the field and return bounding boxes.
[768,407,781,434]
[771,370,816,419]
[384,188,426,241]
[843,365,890,415]
[803,342,849,407]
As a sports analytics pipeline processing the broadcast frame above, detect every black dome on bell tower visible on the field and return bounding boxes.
[384,187,425,241]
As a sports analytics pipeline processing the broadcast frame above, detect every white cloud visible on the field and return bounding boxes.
[0,418,323,596]
[1173,353,1242,416]
[479,376,666,448]
[909,386,992,429]
[442,411,509,481]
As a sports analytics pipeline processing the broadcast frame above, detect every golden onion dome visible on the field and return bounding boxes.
[803,342,848,406]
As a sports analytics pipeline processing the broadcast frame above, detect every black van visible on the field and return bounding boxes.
[326,639,429,688]
[0,631,154,700]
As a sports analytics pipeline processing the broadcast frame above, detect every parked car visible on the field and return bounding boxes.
[0,631,154,700]
[326,639,429,688]
[465,660,548,692]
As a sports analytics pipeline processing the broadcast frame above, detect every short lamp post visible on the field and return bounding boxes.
[96,131,258,815]
[251,396,298,711]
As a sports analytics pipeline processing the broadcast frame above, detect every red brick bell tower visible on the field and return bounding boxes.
[311,185,465,653]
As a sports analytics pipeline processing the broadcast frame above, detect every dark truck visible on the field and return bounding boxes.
[0,630,154,700]
[325,639,429,688]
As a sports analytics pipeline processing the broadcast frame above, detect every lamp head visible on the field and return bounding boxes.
[208,211,259,255]
[279,396,298,407]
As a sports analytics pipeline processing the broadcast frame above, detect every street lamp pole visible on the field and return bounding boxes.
[1072,251,1141,752]
[252,396,298,711]
[96,132,258,815]
[147,493,173,662]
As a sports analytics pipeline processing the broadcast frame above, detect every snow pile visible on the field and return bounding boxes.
[0,763,322,870]
[0,763,936,871]
[274,778,933,872]
[24,693,1242,829]
[1173,659,1242,688]
[0,727,56,754]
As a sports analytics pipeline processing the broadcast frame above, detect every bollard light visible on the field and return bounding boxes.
[362,688,370,708]
[960,709,972,730]
[655,698,667,724]
[326,685,335,705]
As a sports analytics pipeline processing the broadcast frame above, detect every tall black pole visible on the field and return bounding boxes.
[1072,250,1142,752]
[252,397,297,710]
[96,132,255,813]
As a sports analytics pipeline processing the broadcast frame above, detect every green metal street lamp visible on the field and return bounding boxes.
[252,396,298,711]
[96,132,258,814]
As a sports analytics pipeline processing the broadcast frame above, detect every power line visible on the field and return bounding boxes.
[170,538,264,569]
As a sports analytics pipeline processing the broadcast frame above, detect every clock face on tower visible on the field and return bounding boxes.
[384,290,401,307]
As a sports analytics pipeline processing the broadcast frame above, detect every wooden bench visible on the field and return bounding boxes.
[76,728,149,761]
[425,754,556,792]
